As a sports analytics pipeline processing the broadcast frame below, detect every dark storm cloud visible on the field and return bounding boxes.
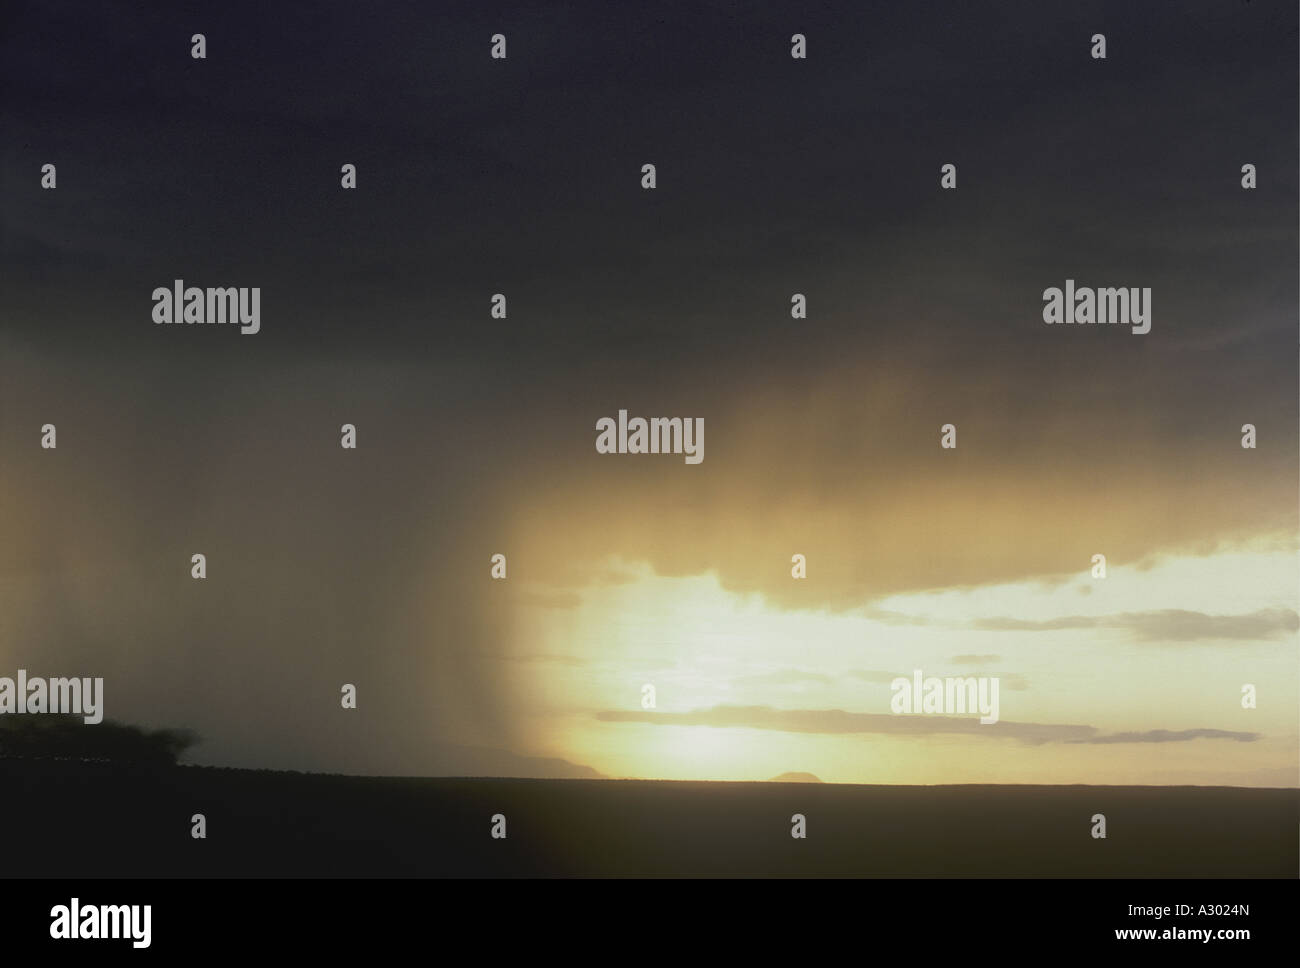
[4,0,1295,376]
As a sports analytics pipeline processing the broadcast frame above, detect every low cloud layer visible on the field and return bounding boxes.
[971,608,1299,642]
[597,705,1259,745]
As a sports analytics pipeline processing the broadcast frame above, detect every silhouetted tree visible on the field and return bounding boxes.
[0,715,199,765]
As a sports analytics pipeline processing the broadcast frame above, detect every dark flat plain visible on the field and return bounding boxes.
[2,762,1294,877]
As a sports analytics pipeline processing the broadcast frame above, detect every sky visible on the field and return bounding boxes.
[1,0,1296,785]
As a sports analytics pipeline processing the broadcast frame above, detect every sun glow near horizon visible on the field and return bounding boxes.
[507,544,1299,786]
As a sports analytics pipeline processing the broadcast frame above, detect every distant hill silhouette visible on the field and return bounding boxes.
[0,714,198,766]
[769,771,823,782]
